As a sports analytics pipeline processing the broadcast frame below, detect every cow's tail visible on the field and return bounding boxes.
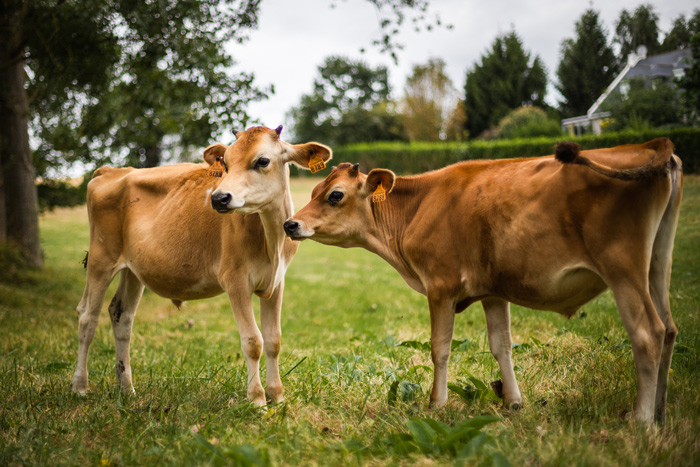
[554,138,677,181]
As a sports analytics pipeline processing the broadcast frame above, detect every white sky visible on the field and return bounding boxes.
[227,0,699,140]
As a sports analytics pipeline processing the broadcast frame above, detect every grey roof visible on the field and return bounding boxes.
[625,49,692,81]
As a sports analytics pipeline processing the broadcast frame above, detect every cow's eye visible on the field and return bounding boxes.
[328,191,344,205]
[255,157,270,169]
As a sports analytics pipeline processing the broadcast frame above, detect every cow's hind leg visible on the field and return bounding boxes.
[108,269,145,394]
[482,298,522,408]
[649,172,682,424]
[608,278,666,426]
[260,281,284,403]
[71,262,115,395]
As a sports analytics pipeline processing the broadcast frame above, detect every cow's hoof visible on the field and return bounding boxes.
[71,382,88,396]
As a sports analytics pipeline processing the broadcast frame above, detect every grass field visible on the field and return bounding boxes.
[1,176,699,466]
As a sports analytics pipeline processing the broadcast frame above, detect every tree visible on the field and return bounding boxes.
[353,0,451,63]
[444,100,468,141]
[614,4,661,61]
[660,9,700,51]
[679,33,700,122]
[1,0,439,269]
[289,56,404,145]
[464,31,547,138]
[556,9,619,117]
[400,58,460,141]
[32,0,265,173]
[601,77,683,131]
[1,0,263,268]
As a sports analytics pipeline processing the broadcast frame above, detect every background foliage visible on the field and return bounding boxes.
[329,127,700,175]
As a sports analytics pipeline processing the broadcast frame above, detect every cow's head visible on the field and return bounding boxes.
[206,126,332,214]
[283,163,395,246]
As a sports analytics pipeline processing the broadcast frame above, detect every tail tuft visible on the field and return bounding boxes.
[555,141,580,163]
[81,251,89,270]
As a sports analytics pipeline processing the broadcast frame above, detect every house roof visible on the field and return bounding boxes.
[587,48,692,116]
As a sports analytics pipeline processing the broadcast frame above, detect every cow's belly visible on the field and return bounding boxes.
[125,255,224,301]
[493,266,608,317]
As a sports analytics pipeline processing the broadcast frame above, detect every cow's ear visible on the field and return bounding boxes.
[203,143,227,166]
[285,142,332,170]
[363,169,395,197]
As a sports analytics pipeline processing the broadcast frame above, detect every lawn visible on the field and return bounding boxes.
[1,176,699,466]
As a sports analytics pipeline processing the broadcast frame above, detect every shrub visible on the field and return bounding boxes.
[496,106,563,139]
[36,177,88,213]
[327,127,700,175]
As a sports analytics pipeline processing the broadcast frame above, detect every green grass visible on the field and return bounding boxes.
[1,177,700,466]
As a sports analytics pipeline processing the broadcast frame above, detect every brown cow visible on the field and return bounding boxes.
[71,126,332,406]
[283,139,683,425]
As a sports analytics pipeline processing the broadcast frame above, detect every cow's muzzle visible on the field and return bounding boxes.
[283,220,300,237]
[211,192,233,213]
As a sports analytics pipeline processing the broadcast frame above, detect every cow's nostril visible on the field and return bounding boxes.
[283,220,299,235]
[211,192,233,211]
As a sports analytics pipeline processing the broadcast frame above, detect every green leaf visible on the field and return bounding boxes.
[467,376,489,392]
[451,338,471,351]
[456,431,491,458]
[448,382,477,402]
[389,380,423,406]
[454,415,502,431]
[397,340,431,352]
[44,361,72,372]
[421,417,450,437]
[407,418,437,445]
[490,452,512,467]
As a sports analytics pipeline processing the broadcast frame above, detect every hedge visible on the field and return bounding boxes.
[318,127,700,175]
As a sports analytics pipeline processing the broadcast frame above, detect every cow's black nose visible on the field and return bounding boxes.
[283,220,299,236]
[211,192,232,212]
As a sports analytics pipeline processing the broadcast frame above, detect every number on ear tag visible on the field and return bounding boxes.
[309,154,326,173]
[208,159,224,177]
[372,183,386,203]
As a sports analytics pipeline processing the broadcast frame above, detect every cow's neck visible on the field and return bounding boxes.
[257,187,294,297]
[364,176,427,294]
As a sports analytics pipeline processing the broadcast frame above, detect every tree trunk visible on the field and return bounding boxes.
[0,3,43,267]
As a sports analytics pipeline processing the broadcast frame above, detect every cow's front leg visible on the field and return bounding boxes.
[227,287,266,406]
[482,298,522,408]
[260,281,284,403]
[428,294,456,408]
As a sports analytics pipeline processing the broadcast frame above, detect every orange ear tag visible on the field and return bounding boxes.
[309,154,326,173]
[208,159,224,177]
[372,183,386,203]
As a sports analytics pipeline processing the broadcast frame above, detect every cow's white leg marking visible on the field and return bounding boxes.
[260,281,284,403]
[108,269,145,394]
[482,298,522,408]
[72,264,114,395]
[609,279,665,426]
[227,287,266,406]
[427,295,455,408]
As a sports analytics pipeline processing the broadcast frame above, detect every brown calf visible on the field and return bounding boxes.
[284,139,683,425]
[72,126,331,405]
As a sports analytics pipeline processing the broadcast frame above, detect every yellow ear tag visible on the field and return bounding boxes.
[309,154,326,173]
[208,158,224,177]
[372,183,386,203]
